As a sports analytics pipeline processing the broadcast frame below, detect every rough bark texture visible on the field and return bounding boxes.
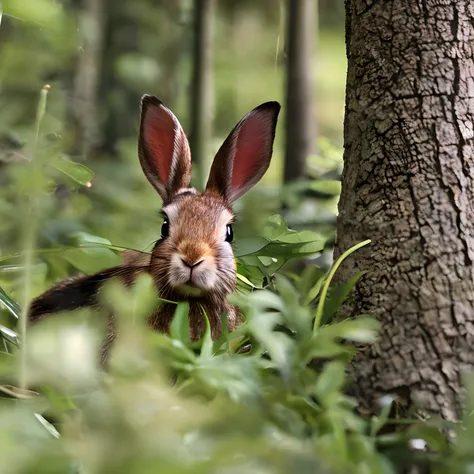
[336,0,474,420]
[189,0,214,187]
[283,0,315,183]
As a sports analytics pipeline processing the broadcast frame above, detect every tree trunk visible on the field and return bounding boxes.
[336,0,474,421]
[283,0,315,183]
[158,0,186,110]
[72,0,106,159]
[189,0,214,188]
[99,1,139,157]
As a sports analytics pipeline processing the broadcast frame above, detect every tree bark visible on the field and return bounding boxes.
[336,0,474,421]
[283,0,315,183]
[189,0,214,188]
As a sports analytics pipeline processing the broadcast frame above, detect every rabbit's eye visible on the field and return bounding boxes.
[225,224,233,243]
[161,219,169,238]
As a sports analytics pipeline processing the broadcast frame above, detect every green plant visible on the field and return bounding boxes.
[2,236,468,474]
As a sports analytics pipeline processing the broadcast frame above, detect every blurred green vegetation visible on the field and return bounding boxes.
[0,0,346,278]
[3,2,470,473]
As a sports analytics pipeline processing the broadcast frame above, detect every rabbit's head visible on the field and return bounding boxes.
[138,95,280,300]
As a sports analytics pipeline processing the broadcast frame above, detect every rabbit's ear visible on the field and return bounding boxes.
[138,95,191,202]
[205,101,280,203]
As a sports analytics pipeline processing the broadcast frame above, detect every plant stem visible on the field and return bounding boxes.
[313,239,371,333]
[18,85,50,389]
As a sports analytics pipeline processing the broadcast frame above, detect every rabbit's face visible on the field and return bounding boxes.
[151,191,236,298]
[138,95,280,301]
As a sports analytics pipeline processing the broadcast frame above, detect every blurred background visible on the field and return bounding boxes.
[0,0,345,299]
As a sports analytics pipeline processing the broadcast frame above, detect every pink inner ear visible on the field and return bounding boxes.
[231,112,273,190]
[143,107,176,184]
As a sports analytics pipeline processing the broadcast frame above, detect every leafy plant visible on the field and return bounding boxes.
[1,5,472,473]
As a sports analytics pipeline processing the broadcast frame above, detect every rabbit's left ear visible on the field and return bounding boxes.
[138,95,192,203]
[205,101,280,203]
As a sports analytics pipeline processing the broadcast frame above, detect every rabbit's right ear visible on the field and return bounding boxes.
[138,95,192,203]
[205,101,280,204]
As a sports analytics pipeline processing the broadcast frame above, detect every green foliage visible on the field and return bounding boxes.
[1,3,473,474]
[1,251,472,473]
[0,81,447,471]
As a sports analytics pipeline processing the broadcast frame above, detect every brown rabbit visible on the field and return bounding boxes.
[29,95,280,361]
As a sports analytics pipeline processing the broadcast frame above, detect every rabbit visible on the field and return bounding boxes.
[29,95,281,363]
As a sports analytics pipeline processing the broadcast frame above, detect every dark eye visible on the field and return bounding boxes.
[225,224,233,243]
[161,218,169,238]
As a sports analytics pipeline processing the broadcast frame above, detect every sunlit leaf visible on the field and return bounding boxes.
[34,413,60,439]
[323,317,380,343]
[0,286,20,319]
[0,323,19,347]
[49,156,94,186]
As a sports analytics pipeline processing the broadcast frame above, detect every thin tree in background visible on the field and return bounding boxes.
[73,0,106,158]
[159,0,186,110]
[283,0,315,183]
[336,0,474,420]
[189,0,214,187]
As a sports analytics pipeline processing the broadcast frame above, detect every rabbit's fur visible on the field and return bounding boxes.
[29,95,280,362]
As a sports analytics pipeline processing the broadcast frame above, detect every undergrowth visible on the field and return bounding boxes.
[1,10,474,473]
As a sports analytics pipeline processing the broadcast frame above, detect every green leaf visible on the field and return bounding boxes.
[305,275,325,305]
[71,231,112,246]
[262,214,288,240]
[265,240,324,258]
[301,337,353,362]
[49,156,94,186]
[235,215,325,262]
[297,265,325,299]
[323,318,380,343]
[0,286,21,319]
[213,311,230,354]
[170,302,190,345]
[274,275,299,308]
[276,229,320,244]
[320,271,367,325]
[234,237,269,258]
[0,323,19,346]
[248,290,285,313]
[312,360,346,405]
[34,413,60,439]
[314,240,371,332]
[236,273,257,289]
[199,307,213,359]
[61,247,121,274]
[151,333,196,366]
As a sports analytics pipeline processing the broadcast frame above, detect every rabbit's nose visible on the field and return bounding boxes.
[178,241,211,266]
[180,257,204,269]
